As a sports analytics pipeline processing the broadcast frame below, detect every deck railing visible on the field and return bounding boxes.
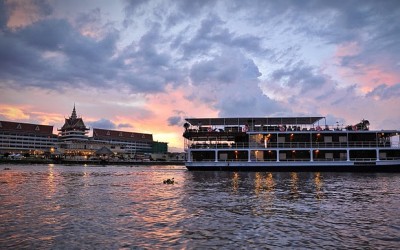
[189,157,400,162]
[188,141,396,149]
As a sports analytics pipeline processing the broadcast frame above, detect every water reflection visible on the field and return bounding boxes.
[0,165,399,249]
[254,172,262,195]
[290,172,299,199]
[314,172,324,200]
[232,172,239,193]
[253,172,276,196]
[46,165,55,197]
[265,172,275,192]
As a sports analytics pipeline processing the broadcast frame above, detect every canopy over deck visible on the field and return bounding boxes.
[185,117,325,126]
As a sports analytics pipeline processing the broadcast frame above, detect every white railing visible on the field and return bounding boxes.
[186,141,398,150]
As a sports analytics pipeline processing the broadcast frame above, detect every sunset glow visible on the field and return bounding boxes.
[1,0,399,151]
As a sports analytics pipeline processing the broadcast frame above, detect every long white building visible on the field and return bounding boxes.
[0,105,168,158]
[0,120,58,155]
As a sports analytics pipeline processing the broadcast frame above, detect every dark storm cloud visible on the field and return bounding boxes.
[0,8,182,94]
[88,118,116,129]
[0,17,120,90]
[0,34,43,75]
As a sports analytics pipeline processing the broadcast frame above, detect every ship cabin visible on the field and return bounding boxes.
[183,117,400,164]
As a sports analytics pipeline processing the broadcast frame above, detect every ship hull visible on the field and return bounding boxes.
[185,160,400,172]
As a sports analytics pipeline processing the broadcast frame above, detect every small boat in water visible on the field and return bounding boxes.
[182,116,400,172]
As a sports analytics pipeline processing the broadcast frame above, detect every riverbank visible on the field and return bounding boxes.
[0,158,185,166]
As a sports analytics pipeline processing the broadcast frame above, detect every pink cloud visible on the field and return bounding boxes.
[5,0,46,29]
[334,43,400,94]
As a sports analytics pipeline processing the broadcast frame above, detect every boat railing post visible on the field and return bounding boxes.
[215,149,218,162]
[376,149,380,161]
[310,149,313,162]
[187,150,191,162]
[277,149,280,162]
[346,149,350,161]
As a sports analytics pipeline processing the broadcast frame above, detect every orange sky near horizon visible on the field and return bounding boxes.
[1,0,400,151]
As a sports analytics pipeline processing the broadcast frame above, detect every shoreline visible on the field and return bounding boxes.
[0,159,185,166]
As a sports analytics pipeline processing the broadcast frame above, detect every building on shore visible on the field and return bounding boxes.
[0,105,169,160]
[58,105,89,141]
[0,120,58,156]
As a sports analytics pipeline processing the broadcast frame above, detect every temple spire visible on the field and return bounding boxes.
[71,104,77,120]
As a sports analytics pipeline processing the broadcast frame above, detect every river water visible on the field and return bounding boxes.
[0,164,399,249]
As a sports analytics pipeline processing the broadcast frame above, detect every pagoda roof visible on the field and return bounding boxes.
[59,105,89,131]
[59,117,89,131]
[185,117,325,126]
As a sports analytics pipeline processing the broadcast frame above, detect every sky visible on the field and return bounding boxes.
[0,0,400,151]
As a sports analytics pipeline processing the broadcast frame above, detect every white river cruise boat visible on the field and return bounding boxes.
[182,117,400,172]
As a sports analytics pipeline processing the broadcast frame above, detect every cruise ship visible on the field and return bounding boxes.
[182,117,400,172]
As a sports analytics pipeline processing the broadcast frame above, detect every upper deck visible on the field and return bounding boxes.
[183,117,400,148]
[183,116,325,139]
[184,116,333,140]
[185,117,324,127]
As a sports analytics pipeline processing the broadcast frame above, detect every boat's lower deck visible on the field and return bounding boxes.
[187,148,400,163]
[185,160,400,172]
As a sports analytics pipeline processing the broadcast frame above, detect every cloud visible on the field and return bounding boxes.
[270,62,327,93]
[117,23,186,92]
[0,0,9,30]
[122,0,150,27]
[0,17,120,91]
[167,116,182,126]
[88,118,116,129]
[1,0,400,150]
[5,0,53,29]
[180,14,267,59]
[366,83,400,100]
[0,106,30,120]
[117,123,132,129]
[188,50,285,116]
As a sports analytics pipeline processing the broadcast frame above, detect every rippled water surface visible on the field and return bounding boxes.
[1,164,399,249]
